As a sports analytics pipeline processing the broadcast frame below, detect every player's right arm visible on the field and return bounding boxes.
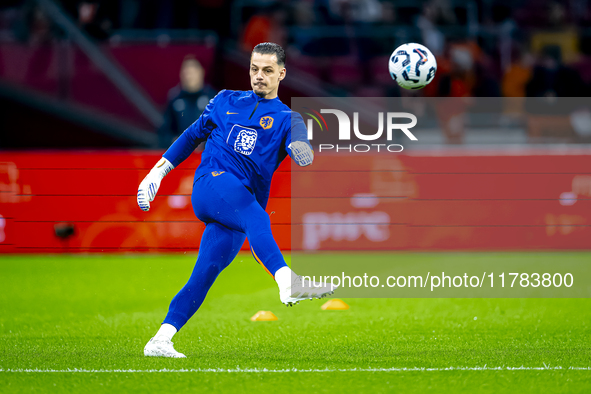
[137,90,226,212]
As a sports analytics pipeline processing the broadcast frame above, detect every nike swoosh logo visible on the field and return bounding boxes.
[226,111,238,115]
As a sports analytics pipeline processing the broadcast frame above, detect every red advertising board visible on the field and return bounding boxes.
[0,149,589,253]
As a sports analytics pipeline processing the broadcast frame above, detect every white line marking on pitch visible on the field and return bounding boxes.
[0,367,589,373]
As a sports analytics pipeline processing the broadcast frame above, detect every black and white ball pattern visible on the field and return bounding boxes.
[389,43,437,90]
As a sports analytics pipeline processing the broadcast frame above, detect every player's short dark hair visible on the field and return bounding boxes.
[252,42,286,67]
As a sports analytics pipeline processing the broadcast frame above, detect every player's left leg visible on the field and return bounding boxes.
[192,171,336,306]
[144,222,245,358]
[191,172,287,276]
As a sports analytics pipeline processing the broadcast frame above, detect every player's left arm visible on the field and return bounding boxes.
[162,90,224,168]
[137,90,225,212]
[285,111,314,167]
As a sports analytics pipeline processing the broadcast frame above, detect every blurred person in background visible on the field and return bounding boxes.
[416,1,447,57]
[526,45,585,98]
[437,43,477,97]
[158,55,215,149]
[76,1,114,41]
[289,1,318,55]
[525,45,586,140]
[502,47,534,98]
[327,0,382,24]
[241,4,287,52]
[501,47,534,117]
[435,42,479,144]
[12,2,54,45]
[472,62,501,97]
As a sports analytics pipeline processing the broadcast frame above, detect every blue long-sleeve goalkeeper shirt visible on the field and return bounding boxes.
[163,89,310,209]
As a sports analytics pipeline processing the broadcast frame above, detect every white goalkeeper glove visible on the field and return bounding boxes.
[288,141,314,167]
[137,157,175,212]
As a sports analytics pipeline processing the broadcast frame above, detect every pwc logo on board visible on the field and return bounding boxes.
[302,108,418,153]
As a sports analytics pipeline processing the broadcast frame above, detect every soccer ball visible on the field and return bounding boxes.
[389,43,437,90]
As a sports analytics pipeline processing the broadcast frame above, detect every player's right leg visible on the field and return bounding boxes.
[144,222,246,358]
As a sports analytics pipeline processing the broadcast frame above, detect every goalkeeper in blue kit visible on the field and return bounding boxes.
[137,43,336,358]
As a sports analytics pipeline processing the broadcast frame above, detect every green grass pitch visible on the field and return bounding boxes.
[1,253,590,393]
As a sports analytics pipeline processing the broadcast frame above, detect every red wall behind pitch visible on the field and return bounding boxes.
[0,151,290,253]
[0,150,589,253]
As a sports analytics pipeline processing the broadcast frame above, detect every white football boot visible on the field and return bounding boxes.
[144,336,186,358]
[280,275,338,306]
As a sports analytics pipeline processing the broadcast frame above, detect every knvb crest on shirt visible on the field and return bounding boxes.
[260,116,274,130]
[229,126,258,155]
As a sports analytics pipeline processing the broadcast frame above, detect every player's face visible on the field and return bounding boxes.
[250,52,286,99]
